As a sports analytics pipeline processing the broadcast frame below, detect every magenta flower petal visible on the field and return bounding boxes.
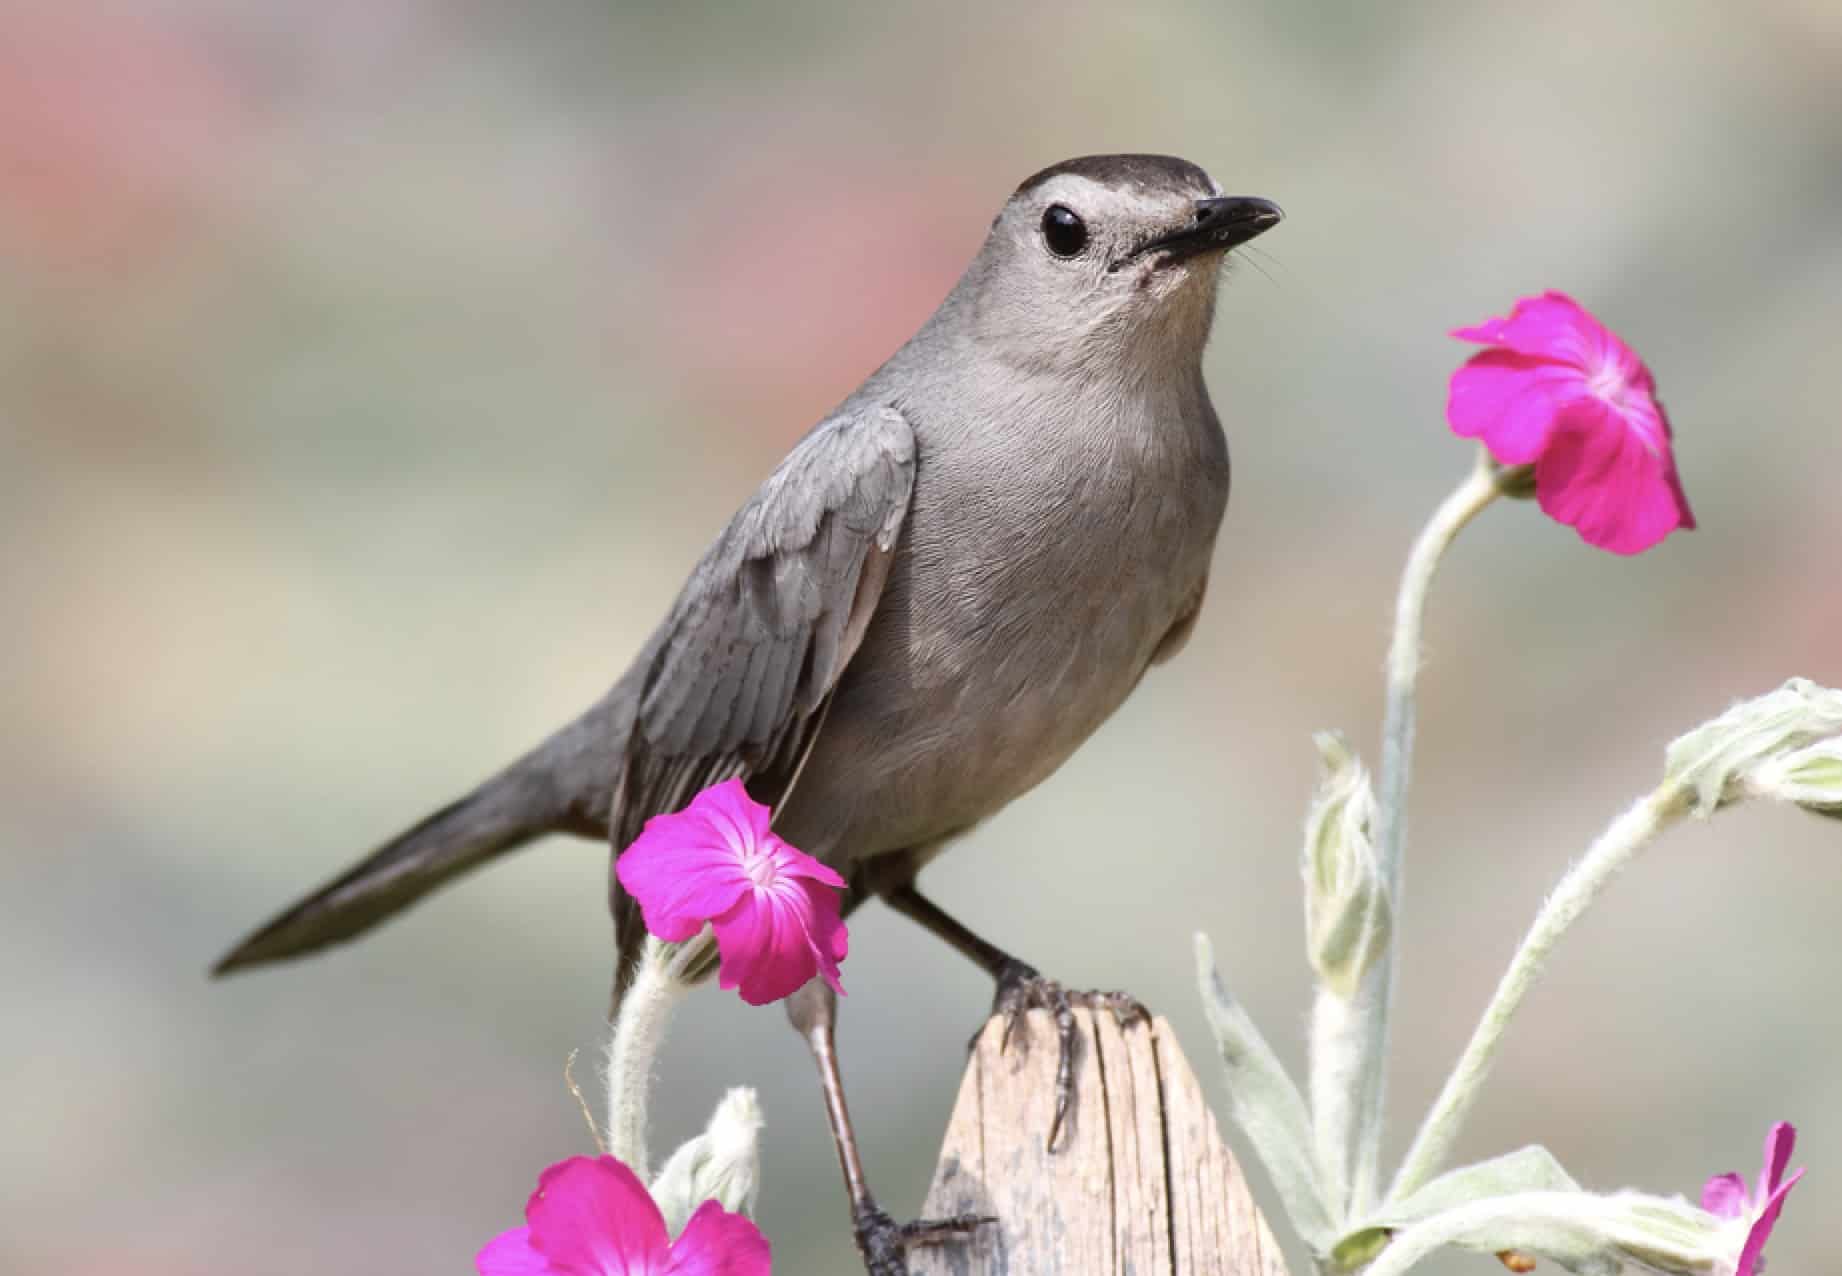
[1733,1123,1803,1276]
[481,1155,776,1276]
[1701,1172,1748,1219]
[661,1200,774,1276]
[777,851,847,889]
[618,835,752,944]
[478,1226,553,1275]
[1757,1121,1796,1202]
[805,877,850,966]
[1450,315,1509,345]
[1533,399,1694,555]
[1447,350,1585,464]
[1735,1166,1804,1276]
[710,887,810,1005]
[709,880,847,1005]
[688,778,775,849]
[757,879,848,1000]
[616,787,761,942]
[1451,290,1605,365]
[1702,1122,1805,1276]
[1446,291,1694,555]
[617,778,849,1004]
[526,1156,672,1275]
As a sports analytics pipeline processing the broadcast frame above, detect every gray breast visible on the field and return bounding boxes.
[775,377,1228,867]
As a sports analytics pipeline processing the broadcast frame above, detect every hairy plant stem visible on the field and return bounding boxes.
[1387,786,1687,1203]
[1310,988,1361,1212]
[1343,454,1500,1212]
[605,951,690,1179]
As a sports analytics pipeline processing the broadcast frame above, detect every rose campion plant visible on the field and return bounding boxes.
[1447,290,1695,554]
[1702,1122,1804,1276]
[478,1155,771,1276]
[616,778,848,1005]
[1194,291,1824,1276]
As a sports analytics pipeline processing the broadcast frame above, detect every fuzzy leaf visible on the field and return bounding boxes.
[1379,1146,1582,1227]
[1196,933,1340,1247]
[1359,1190,1726,1276]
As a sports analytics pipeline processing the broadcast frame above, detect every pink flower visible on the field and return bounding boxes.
[478,1155,771,1276]
[1701,1122,1804,1276]
[616,779,848,1005]
[1447,290,1695,555]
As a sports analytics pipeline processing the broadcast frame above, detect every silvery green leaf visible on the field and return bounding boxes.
[1196,933,1340,1248]
[1429,1211,1622,1276]
[1359,1190,1727,1276]
[1377,1146,1581,1227]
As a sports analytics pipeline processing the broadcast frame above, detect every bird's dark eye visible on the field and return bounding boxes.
[1040,204,1088,258]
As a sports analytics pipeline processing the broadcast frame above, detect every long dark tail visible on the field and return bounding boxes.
[212,694,624,976]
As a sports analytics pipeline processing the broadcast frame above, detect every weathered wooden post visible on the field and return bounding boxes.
[912,1008,1292,1275]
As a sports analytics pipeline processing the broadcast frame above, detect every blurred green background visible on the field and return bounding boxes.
[4,1,1839,1272]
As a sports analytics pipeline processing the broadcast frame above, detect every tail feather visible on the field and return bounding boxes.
[213,695,623,976]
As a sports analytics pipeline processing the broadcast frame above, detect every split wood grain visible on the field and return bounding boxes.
[911,1008,1291,1276]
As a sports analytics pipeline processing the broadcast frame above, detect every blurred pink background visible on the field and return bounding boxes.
[4,1,1840,1272]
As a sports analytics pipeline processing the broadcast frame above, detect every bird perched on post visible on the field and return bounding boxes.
[216,153,1281,1275]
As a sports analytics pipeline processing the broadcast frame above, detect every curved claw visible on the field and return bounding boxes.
[853,1201,993,1275]
[988,960,1151,1153]
[1088,988,1152,1029]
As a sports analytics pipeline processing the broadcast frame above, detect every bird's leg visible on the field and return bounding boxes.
[880,882,1149,1151]
[785,981,991,1275]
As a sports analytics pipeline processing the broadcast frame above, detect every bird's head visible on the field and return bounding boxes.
[964,154,1281,379]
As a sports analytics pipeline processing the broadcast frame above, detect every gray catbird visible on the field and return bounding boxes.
[216,154,1280,1273]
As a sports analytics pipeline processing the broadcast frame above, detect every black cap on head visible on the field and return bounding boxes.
[1015,154,1214,199]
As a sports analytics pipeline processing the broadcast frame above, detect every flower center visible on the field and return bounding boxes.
[1585,359,1627,405]
[737,844,781,889]
[1585,355,1665,454]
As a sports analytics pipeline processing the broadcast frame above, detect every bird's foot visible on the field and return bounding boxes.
[989,958,1151,1152]
[852,1200,993,1275]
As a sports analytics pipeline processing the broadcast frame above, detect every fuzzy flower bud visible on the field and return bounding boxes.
[650,1087,765,1236]
[1302,731,1391,997]
[1663,679,1842,816]
[1746,738,1842,819]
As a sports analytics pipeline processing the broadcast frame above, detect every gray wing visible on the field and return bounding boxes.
[608,404,915,989]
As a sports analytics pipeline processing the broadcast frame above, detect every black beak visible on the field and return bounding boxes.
[1115,196,1283,270]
